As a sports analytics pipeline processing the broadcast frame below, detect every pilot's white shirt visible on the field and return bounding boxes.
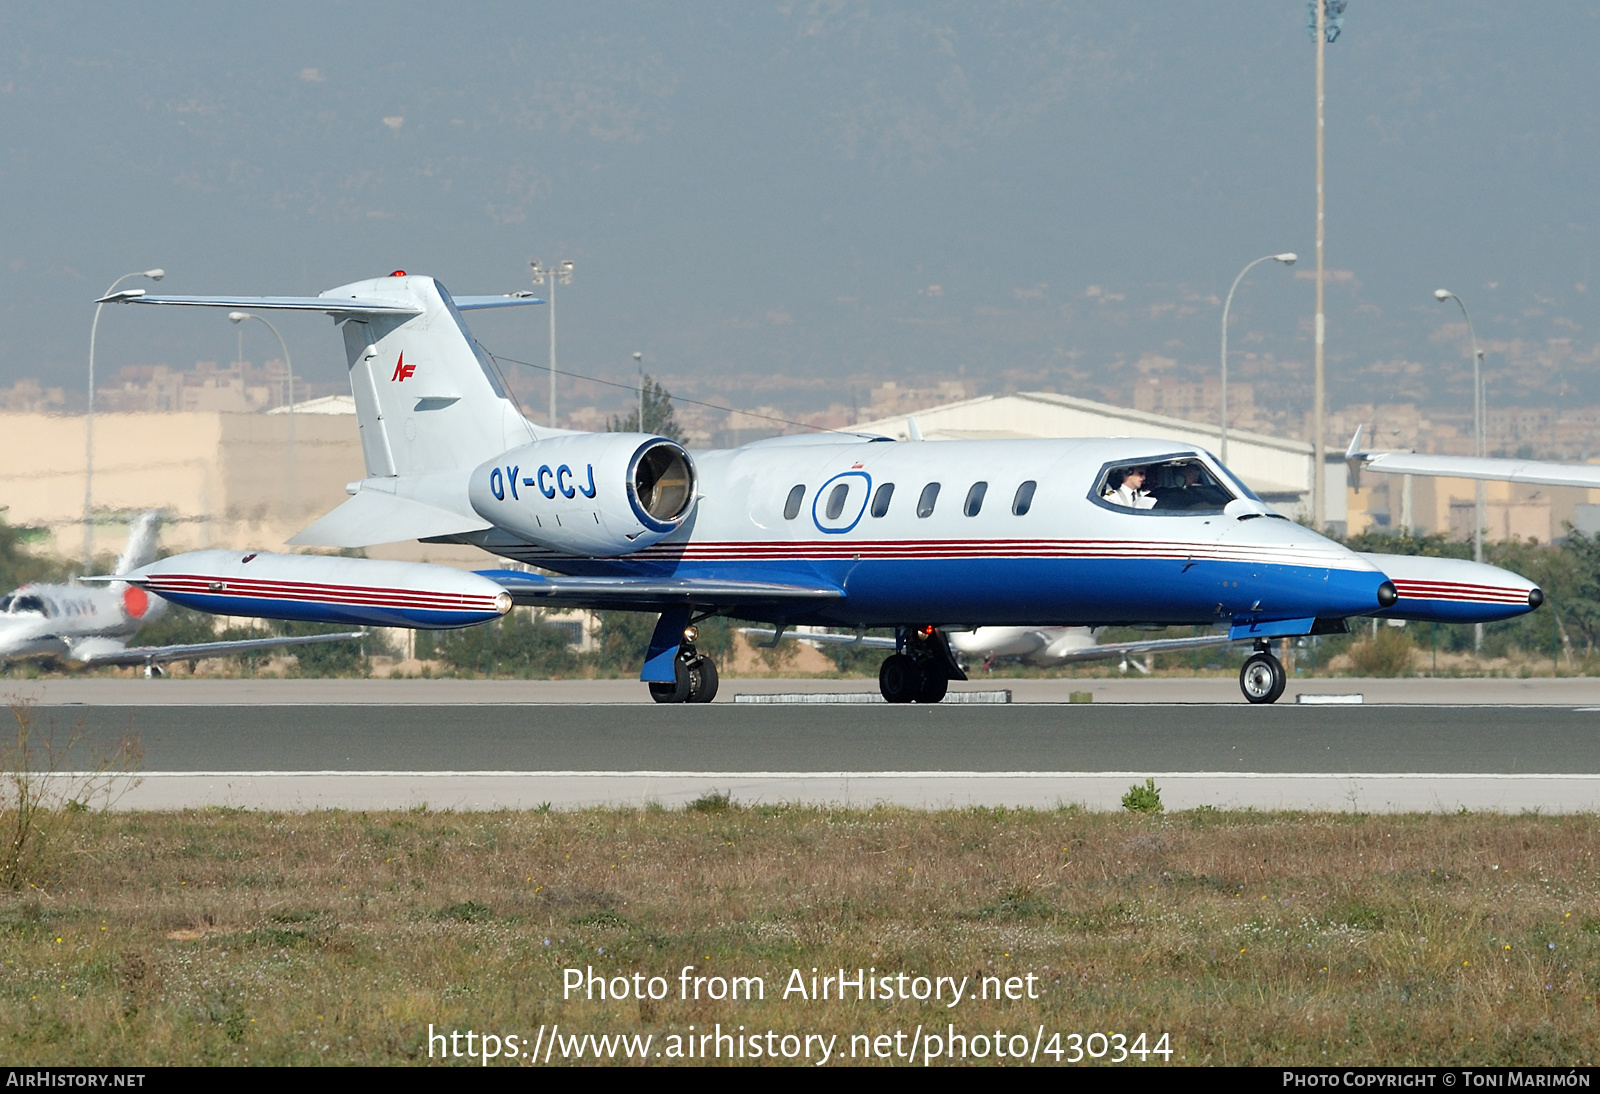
[1105,484,1157,509]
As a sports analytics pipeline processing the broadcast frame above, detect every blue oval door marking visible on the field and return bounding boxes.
[811,471,872,534]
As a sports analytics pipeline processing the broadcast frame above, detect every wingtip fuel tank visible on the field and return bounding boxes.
[121,551,514,630]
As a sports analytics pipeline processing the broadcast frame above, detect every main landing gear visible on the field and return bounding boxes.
[878,626,967,704]
[1238,641,1287,705]
[649,625,719,704]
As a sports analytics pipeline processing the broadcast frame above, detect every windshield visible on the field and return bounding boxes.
[1094,455,1238,514]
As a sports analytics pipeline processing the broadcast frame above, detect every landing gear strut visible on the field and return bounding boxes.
[648,626,719,704]
[878,626,965,703]
[1238,642,1286,704]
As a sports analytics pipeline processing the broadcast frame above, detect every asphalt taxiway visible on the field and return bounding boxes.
[12,680,1598,813]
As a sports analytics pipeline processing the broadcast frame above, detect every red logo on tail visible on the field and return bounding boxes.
[391,353,416,382]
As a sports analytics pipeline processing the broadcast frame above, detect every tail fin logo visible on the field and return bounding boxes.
[391,353,416,382]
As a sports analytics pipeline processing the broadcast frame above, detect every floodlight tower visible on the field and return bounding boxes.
[1309,0,1347,530]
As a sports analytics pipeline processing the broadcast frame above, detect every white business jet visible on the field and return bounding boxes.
[101,272,1543,704]
[0,512,365,675]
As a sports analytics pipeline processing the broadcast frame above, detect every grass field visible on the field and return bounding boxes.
[2,802,1598,1066]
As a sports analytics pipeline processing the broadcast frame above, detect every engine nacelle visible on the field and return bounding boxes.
[468,433,697,556]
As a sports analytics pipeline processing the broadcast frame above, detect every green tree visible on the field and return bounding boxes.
[608,375,685,443]
[0,517,57,591]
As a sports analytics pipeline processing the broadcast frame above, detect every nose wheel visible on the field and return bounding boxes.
[1239,649,1286,704]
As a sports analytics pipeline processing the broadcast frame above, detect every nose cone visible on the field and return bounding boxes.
[1377,581,1398,608]
[1529,587,1545,609]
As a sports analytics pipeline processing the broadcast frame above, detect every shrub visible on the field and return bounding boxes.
[1121,778,1163,814]
[1347,625,1414,676]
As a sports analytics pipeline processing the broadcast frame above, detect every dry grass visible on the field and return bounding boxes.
[2,805,1599,1065]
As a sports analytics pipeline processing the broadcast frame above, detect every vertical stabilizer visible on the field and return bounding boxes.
[330,275,539,476]
[114,511,163,576]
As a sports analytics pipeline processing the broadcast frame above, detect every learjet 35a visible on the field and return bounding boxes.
[101,273,1543,703]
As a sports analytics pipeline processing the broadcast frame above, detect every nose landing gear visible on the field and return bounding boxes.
[1239,642,1286,704]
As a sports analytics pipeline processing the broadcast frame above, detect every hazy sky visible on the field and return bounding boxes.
[3,3,1597,419]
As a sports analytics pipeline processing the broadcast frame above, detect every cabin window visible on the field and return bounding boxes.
[1012,480,1037,516]
[825,482,850,520]
[916,482,941,518]
[783,484,805,520]
[870,483,895,518]
[1094,457,1236,513]
[963,481,988,517]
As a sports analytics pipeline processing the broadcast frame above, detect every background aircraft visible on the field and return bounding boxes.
[106,272,1543,704]
[0,512,365,675]
[742,625,1236,675]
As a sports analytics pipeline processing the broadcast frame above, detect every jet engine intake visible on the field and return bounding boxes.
[469,433,697,556]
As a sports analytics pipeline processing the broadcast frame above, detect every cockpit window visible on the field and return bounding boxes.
[1094,457,1237,514]
[11,595,46,615]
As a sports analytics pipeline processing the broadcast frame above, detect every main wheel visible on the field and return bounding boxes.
[1239,651,1287,704]
[915,668,948,704]
[649,655,692,703]
[687,655,719,703]
[879,653,923,703]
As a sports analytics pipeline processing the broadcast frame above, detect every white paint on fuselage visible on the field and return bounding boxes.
[648,435,1368,573]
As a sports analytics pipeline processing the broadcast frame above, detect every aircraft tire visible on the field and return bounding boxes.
[649,656,693,703]
[878,653,923,703]
[915,668,949,704]
[1239,651,1286,704]
[688,656,719,703]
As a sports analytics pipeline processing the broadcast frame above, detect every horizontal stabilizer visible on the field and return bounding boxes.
[104,293,423,318]
[481,570,844,613]
[290,491,490,548]
[453,295,545,311]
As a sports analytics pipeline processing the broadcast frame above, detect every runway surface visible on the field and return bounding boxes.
[21,695,1600,814]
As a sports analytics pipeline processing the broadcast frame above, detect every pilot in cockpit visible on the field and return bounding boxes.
[1103,465,1157,509]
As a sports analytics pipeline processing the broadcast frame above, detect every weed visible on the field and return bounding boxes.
[1121,778,1164,814]
[687,791,732,814]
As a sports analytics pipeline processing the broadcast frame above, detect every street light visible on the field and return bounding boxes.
[229,311,296,506]
[633,351,644,431]
[529,260,574,427]
[1435,288,1488,655]
[86,267,164,570]
[1220,253,1296,466]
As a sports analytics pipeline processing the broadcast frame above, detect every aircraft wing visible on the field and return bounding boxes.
[739,627,896,649]
[68,631,368,668]
[1345,427,1600,489]
[480,571,844,613]
[1050,632,1238,664]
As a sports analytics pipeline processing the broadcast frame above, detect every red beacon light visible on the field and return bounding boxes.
[389,270,407,277]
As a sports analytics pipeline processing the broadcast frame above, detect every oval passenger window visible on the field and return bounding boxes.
[916,483,941,518]
[870,483,895,517]
[964,481,988,517]
[1012,480,1036,516]
[825,482,850,520]
[783,484,805,520]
